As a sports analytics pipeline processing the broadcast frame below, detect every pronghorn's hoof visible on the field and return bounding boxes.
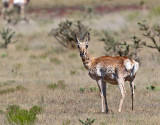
[106,110,109,114]
[102,110,105,113]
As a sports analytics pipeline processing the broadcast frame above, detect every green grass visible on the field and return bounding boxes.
[69,53,77,59]
[0,85,26,95]
[150,5,160,16]
[50,57,62,64]
[0,88,14,95]
[89,86,98,92]
[47,80,66,90]
[0,53,8,58]
[146,85,160,91]
[6,105,43,125]
[80,87,85,93]
[70,70,77,75]
[0,80,15,87]
[47,83,58,90]
[16,85,26,91]
[79,118,95,125]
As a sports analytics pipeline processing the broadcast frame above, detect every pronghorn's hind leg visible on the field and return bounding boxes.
[130,78,135,111]
[118,79,125,112]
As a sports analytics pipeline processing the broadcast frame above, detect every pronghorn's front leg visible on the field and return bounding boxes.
[118,79,125,112]
[97,80,104,112]
[99,79,109,113]
[102,80,109,113]
[96,80,101,97]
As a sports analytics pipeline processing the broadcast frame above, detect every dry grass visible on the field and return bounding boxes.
[0,1,160,125]
[28,0,160,8]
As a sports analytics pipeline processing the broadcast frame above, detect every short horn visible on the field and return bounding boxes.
[85,32,90,42]
[75,34,80,43]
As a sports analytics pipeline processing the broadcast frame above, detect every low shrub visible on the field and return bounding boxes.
[6,105,43,125]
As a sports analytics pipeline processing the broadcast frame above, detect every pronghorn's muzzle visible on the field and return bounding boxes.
[80,52,85,57]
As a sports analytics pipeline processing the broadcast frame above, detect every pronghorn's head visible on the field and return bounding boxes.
[75,33,90,58]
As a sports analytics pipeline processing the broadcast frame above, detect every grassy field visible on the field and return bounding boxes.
[0,0,160,125]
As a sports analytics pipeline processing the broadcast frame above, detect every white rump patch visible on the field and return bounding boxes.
[124,59,133,71]
[124,59,139,76]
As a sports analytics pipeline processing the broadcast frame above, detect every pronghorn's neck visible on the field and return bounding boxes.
[81,52,93,70]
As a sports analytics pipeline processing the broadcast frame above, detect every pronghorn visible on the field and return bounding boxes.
[75,33,139,113]
[1,0,30,21]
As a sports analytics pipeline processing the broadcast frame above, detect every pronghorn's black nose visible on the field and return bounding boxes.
[80,52,84,57]
[80,53,84,56]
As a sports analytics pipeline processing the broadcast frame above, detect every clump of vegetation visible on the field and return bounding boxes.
[69,53,77,59]
[50,57,62,64]
[90,86,98,92]
[12,63,22,75]
[146,85,160,91]
[47,80,66,90]
[150,5,160,16]
[79,118,95,125]
[138,21,160,54]
[0,80,15,87]
[0,88,14,95]
[15,85,26,91]
[6,105,43,125]
[49,20,90,49]
[0,85,26,95]
[47,83,58,90]
[70,70,77,75]
[80,87,85,93]
[0,28,16,48]
[63,119,71,125]
[100,31,143,60]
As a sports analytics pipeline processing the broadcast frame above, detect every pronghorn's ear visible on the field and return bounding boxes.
[75,34,80,43]
[85,32,90,42]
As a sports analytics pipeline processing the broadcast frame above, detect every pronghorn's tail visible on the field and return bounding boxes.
[124,59,139,76]
[131,60,139,76]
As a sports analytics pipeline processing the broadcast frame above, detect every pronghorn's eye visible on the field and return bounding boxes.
[86,45,88,48]
[77,45,80,48]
